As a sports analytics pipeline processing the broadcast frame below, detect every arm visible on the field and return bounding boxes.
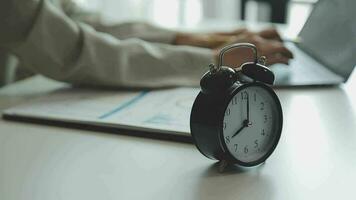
[55,0,178,44]
[3,0,214,88]
[92,21,178,44]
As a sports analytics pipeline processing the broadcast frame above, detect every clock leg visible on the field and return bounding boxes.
[218,160,229,173]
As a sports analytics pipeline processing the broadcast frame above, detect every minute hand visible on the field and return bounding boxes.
[246,92,250,122]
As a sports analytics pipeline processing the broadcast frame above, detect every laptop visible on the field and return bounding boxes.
[270,0,356,86]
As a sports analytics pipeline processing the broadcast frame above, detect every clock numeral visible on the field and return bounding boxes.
[234,144,238,152]
[223,122,227,130]
[254,140,259,148]
[254,93,257,102]
[225,136,230,144]
[232,96,238,105]
[261,129,265,136]
[244,146,249,154]
[225,108,231,116]
[264,114,268,123]
[241,91,248,100]
[260,102,265,110]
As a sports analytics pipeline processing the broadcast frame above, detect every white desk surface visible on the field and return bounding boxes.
[0,73,355,200]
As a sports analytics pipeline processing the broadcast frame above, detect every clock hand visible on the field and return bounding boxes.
[246,92,250,123]
[232,120,249,138]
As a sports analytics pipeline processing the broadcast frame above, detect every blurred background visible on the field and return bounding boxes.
[0,0,318,87]
[75,0,316,32]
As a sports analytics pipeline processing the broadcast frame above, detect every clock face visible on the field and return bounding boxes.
[222,85,282,164]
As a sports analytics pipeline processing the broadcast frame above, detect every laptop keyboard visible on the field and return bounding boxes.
[270,43,344,85]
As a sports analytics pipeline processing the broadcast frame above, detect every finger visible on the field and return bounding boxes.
[259,28,282,41]
[259,28,280,39]
[265,53,291,66]
[262,42,294,59]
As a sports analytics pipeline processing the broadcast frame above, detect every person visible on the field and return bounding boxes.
[0,0,293,88]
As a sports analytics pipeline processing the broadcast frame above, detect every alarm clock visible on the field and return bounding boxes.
[190,43,282,168]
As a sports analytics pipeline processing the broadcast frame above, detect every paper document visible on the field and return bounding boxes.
[3,87,200,136]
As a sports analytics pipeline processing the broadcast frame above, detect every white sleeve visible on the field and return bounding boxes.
[92,21,178,44]
[57,0,178,44]
[11,0,215,88]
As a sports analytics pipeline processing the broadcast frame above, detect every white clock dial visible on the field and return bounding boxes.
[222,86,281,163]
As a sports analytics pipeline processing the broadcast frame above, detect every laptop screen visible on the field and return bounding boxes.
[298,0,356,80]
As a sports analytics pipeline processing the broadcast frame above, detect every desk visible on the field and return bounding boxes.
[0,73,355,200]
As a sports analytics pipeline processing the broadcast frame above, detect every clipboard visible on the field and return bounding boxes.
[2,87,199,143]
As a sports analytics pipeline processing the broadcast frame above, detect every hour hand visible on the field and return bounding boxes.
[232,120,249,138]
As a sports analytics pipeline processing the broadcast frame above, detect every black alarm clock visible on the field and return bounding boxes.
[190,43,282,168]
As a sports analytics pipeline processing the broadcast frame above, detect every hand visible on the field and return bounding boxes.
[174,28,252,49]
[174,27,293,67]
[174,32,232,49]
[217,27,283,41]
[213,29,293,68]
[258,28,283,41]
[232,119,250,138]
